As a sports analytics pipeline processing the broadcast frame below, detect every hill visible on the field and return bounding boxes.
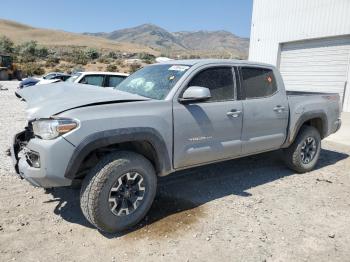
[0,19,157,55]
[85,24,249,58]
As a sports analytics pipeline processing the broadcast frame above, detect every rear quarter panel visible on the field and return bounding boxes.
[286,93,341,146]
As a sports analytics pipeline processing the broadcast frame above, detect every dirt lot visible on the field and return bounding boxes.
[0,81,350,262]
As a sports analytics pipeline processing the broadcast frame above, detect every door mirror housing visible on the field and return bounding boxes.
[179,86,211,103]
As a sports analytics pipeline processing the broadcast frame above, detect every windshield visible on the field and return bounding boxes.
[43,73,57,80]
[66,73,82,83]
[115,64,190,100]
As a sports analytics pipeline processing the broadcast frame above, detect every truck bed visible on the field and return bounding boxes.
[285,90,341,146]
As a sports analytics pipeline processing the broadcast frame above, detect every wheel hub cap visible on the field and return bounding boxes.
[108,172,145,216]
[301,137,317,164]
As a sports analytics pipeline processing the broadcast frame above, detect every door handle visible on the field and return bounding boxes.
[273,105,285,113]
[227,110,242,118]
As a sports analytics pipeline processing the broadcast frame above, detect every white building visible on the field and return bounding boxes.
[249,0,350,111]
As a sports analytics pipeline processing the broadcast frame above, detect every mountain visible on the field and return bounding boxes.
[174,30,249,54]
[86,24,187,51]
[0,19,249,58]
[0,19,157,54]
[85,24,249,58]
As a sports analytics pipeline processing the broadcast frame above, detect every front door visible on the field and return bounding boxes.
[173,66,243,169]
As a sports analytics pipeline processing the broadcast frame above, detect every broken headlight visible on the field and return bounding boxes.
[32,118,78,140]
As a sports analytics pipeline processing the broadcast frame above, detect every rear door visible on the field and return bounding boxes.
[239,67,289,155]
[173,66,243,168]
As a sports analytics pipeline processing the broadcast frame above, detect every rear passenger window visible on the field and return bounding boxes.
[188,67,235,102]
[80,75,104,86]
[108,76,125,87]
[241,67,277,99]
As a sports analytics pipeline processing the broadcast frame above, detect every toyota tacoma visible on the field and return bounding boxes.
[11,59,342,233]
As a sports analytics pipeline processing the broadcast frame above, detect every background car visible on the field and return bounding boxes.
[18,72,71,89]
[66,72,129,87]
[36,73,71,85]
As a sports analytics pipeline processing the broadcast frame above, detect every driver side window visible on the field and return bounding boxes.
[187,67,235,102]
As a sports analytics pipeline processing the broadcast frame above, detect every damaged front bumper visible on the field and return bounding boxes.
[11,128,75,188]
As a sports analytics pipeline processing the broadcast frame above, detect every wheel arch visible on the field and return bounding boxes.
[64,128,172,180]
[285,111,328,147]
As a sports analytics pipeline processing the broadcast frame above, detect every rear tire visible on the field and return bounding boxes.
[80,151,157,233]
[283,126,321,173]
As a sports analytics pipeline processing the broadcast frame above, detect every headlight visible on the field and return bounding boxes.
[32,118,78,140]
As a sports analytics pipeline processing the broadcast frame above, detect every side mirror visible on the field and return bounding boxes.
[179,86,211,103]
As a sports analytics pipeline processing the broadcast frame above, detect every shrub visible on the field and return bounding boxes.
[70,50,88,65]
[0,35,15,54]
[106,64,118,72]
[138,52,155,62]
[107,51,122,59]
[85,48,100,60]
[71,65,84,74]
[97,57,108,63]
[21,62,45,76]
[36,46,49,58]
[115,59,123,66]
[129,63,142,73]
[45,56,60,67]
[18,41,38,56]
[18,54,36,63]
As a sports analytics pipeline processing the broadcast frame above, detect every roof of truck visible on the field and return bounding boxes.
[159,59,274,68]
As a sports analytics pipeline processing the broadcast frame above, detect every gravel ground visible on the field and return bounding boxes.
[0,81,350,262]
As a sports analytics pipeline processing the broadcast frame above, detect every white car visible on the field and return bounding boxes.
[66,72,129,87]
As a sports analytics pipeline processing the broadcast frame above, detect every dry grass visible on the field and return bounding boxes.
[0,19,159,55]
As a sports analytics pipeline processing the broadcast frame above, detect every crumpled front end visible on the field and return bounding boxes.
[11,123,75,188]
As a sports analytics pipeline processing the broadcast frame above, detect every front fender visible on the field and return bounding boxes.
[64,127,172,179]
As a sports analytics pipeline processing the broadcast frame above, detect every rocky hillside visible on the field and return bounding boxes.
[85,24,249,58]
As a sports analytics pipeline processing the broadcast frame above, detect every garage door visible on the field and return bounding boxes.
[279,36,350,112]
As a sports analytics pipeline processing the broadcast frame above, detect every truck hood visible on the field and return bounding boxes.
[16,82,150,119]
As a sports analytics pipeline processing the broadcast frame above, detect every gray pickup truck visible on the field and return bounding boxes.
[12,59,341,233]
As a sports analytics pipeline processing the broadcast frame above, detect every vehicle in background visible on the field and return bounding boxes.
[0,54,22,81]
[18,72,71,89]
[66,72,129,87]
[36,73,71,85]
[12,59,342,233]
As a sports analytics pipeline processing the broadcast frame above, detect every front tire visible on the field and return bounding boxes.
[283,126,321,173]
[80,151,157,233]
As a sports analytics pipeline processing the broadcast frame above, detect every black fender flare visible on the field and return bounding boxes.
[283,110,328,147]
[64,127,172,179]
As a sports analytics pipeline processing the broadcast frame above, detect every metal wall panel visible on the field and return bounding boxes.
[249,0,350,65]
[280,36,350,99]
[280,36,350,112]
[249,0,350,111]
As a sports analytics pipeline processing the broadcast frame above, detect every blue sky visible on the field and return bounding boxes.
[1,0,253,37]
